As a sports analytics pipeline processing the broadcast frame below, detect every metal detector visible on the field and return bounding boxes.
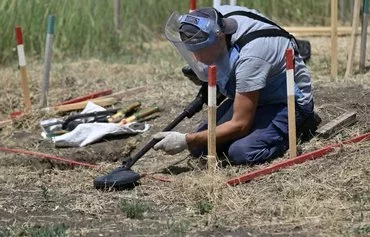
[94,84,226,190]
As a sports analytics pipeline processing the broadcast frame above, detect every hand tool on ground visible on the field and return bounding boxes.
[61,108,119,131]
[94,84,210,190]
[118,106,160,125]
[40,109,119,136]
[108,101,141,123]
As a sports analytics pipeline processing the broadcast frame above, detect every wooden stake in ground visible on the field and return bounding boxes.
[15,26,32,112]
[286,49,297,158]
[114,0,121,32]
[339,0,346,24]
[207,65,217,174]
[360,0,369,72]
[345,0,361,77]
[40,15,55,108]
[331,0,338,80]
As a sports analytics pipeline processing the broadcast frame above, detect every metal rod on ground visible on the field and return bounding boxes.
[360,0,369,72]
[207,65,217,174]
[331,0,338,81]
[189,0,196,12]
[15,26,32,113]
[40,15,55,108]
[114,0,121,32]
[345,0,361,77]
[286,49,297,158]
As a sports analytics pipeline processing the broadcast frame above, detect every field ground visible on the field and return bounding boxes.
[0,36,370,236]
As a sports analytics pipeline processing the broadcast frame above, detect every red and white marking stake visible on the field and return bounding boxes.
[15,26,32,112]
[189,0,196,12]
[286,48,297,158]
[207,65,217,174]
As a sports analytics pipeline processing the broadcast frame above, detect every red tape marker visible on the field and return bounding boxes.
[15,26,23,45]
[226,132,370,186]
[56,89,113,106]
[0,147,97,169]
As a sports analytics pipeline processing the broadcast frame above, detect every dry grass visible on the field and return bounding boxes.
[0,37,370,236]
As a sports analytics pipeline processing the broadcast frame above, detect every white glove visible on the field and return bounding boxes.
[153,132,188,155]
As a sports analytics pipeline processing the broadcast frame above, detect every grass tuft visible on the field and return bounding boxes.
[195,200,213,215]
[354,225,370,235]
[9,224,68,237]
[118,199,150,220]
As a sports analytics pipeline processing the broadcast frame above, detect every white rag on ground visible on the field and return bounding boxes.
[42,102,150,147]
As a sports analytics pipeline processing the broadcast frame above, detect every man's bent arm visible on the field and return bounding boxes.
[186,91,259,148]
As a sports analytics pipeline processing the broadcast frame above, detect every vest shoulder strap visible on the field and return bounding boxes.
[223,10,297,50]
[224,10,284,31]
[234,29,293,50]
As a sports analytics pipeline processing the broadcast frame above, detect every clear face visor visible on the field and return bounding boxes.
[165,11,226,82]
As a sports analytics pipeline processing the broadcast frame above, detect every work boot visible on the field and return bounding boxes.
[299,112,322,142]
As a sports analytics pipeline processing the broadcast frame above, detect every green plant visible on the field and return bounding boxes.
[0,228,10,237]
[195,200,213,215]
[118,199,150,220]
[14,224,68,237]
[354,225,370,235]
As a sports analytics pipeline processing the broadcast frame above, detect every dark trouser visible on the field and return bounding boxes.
[189,99,315,165]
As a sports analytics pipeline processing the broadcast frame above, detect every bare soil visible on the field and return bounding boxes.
[0,37,370,237]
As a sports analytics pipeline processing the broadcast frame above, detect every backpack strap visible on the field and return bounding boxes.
[224,11,285,30]
[234,29,294,51]
[223,11,299,52]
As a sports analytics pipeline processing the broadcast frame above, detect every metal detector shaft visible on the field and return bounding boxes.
[121,87,207,170]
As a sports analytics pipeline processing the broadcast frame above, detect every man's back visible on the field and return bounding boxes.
[217,5,313,107]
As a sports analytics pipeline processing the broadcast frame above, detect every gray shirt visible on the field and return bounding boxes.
[217,5,313,107]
